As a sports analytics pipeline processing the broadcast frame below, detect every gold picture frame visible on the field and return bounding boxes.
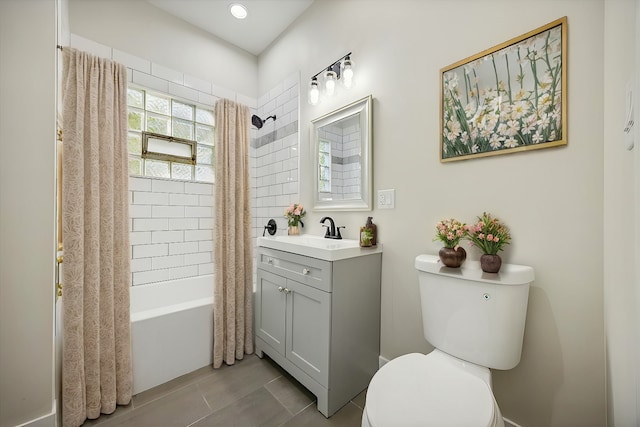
[440,17,567,162]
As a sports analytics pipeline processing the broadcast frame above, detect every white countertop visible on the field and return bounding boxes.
[257,234,383,261]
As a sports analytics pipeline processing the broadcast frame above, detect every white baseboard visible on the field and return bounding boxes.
[15,405,56,427]
[503,417,523,427]
[379,355,389,368]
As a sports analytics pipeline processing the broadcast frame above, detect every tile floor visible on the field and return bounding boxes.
[82,354,366,427]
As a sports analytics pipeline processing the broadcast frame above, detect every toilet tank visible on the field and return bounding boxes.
[415,254,534,370]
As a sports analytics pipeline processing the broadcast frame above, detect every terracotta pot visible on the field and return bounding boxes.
[288,225,300,235]
[480,254,502,273]
[438,246,467,268]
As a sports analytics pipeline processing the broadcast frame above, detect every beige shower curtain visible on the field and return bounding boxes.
[213,99,254,368]
[61,48,132,427]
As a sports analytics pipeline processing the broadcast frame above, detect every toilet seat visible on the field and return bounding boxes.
[363,351,503,427]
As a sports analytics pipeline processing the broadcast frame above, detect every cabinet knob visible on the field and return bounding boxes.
[283,288,291,294]
[278,286,284,292]
[302,268,310,275]
[267,258,273,264]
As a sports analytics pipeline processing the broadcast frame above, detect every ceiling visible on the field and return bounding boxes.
[147,0,315,56]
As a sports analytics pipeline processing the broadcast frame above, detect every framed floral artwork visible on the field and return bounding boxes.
[440,17,567,162]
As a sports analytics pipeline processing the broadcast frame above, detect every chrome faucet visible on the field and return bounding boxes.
[320,216,344,239]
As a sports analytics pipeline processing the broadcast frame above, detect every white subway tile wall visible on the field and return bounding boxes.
[129,176,214,285]
[252,72,300,246]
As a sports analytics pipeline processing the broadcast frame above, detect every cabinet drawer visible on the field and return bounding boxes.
[257,247,332,292]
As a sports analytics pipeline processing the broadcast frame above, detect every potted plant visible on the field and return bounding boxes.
[284,203,305,235]
[433,218,467,268]
[465,212,512,273]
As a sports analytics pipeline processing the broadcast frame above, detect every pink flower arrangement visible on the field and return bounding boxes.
[464,212,511,255]
[433,218,466,249]
[284,203,306,227]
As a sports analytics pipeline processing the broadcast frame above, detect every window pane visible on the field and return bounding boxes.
[320,166,330,180]
[128,132,142,155]
[195,165,214,183]
[129,157,142,175]
[172,100,194,120]
[146,113,170,135]
[171,162,193,181]
[197,144,213,165]
[172,118,194,140]
[127,88,144,108]
[196,108,214,125]
[146,93,170,115]
[196,124,214,145]
[319,152,330,166]
[128,109,144,131]
[145,159,170,178]
[319,181,330,192]
[319,140,331,152]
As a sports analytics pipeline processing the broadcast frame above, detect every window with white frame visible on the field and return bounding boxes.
[127,87,215,182]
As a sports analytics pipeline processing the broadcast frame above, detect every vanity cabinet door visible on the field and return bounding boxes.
[255,269,287,355]
[285,279,331,387]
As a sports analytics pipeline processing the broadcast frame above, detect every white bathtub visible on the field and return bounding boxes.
[130,275,214,395]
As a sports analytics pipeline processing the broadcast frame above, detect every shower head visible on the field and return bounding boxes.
[251,114,276,129]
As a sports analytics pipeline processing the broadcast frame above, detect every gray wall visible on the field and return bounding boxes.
[0,0,56,425]
[603,0,639,426]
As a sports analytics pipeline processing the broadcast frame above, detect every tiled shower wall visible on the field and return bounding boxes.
[129,177,214,285]
[251,73,300,243]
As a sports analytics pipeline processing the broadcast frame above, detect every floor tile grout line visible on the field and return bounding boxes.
[199,389,213,412]
[263,383,297,417]
[350,398,365,411]
[264,374,284,387]
[133,378,201,411]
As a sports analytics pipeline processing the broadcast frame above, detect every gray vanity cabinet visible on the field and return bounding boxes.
[255,268,331,386]
[255,246,382,418]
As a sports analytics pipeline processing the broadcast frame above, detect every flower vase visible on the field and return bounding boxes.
[480,254,502,273]
[288,225,300,236]
[438,247,466,268]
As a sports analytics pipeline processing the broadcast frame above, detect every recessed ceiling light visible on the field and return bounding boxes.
[229,3,248,19]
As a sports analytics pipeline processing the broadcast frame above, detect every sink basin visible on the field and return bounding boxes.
[257,235,382,261]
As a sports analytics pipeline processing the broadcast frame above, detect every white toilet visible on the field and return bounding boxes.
[362,254,534,427]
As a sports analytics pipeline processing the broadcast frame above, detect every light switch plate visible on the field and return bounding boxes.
[377,189,395,209]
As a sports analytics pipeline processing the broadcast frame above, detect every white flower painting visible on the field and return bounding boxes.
[440,17,567,161]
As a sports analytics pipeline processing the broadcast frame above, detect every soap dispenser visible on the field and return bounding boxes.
[359,217,377,247]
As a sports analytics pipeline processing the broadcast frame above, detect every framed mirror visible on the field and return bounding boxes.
[311,95,373,211]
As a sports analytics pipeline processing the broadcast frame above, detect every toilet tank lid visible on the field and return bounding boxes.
[415,254,534,286]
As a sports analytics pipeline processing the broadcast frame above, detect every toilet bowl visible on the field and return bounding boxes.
[362,350,503,427]
[362,254,534,427]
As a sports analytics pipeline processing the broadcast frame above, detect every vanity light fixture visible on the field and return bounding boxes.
[324,68,337,96]
[229,3,248,19]
[308,52,354,105]
[342,55,354,88]
[308,77,320,105]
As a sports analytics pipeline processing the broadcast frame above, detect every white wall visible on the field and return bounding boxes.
[603,0,638,425]
[0,1,57,426]
[260,1,607,425]
[68,0,258,99]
